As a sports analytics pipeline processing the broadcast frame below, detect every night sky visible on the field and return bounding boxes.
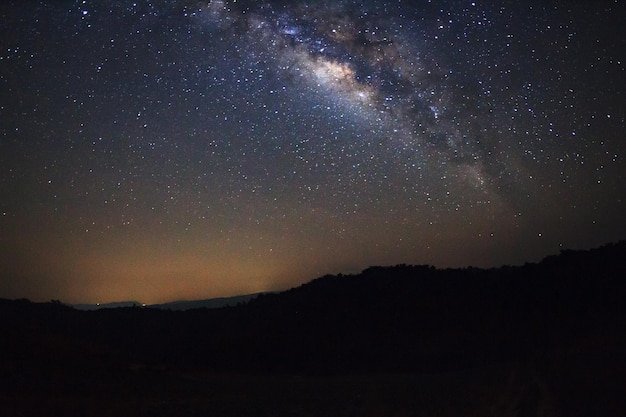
[1,0,624,304]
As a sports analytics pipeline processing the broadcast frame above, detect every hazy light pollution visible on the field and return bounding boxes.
[0,0,624,304]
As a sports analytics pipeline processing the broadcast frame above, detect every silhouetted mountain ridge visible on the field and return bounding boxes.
[0,240,624,376]
[245,240,625,320]
[71,293,266,311]
[148,292,266,311]
[73,301,143,310]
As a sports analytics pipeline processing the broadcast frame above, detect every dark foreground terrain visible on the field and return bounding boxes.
[1,242,625,416]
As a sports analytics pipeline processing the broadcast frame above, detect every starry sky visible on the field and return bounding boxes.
[1,0,624,304]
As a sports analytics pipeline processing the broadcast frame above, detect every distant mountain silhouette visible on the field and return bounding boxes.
[1,241,625,416]
[72,301,143,310]
[148,292,266,311]
[72,293,266,311]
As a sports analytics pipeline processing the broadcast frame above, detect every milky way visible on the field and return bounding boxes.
[182,0,515,219]
[0,0,624,303]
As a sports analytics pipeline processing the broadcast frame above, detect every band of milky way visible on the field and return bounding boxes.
[0,0,624,304]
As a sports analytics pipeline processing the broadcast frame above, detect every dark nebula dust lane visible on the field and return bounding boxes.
[0,0,624,303]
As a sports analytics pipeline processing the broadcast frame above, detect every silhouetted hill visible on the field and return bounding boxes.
[1,241,625,415]
[2,242,625,370]
[224,241,625,372]
[148,292,266,311]
[71,293,265,311]
[72,301,143,310]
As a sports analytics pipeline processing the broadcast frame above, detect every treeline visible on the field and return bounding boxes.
[1,241,625,375]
